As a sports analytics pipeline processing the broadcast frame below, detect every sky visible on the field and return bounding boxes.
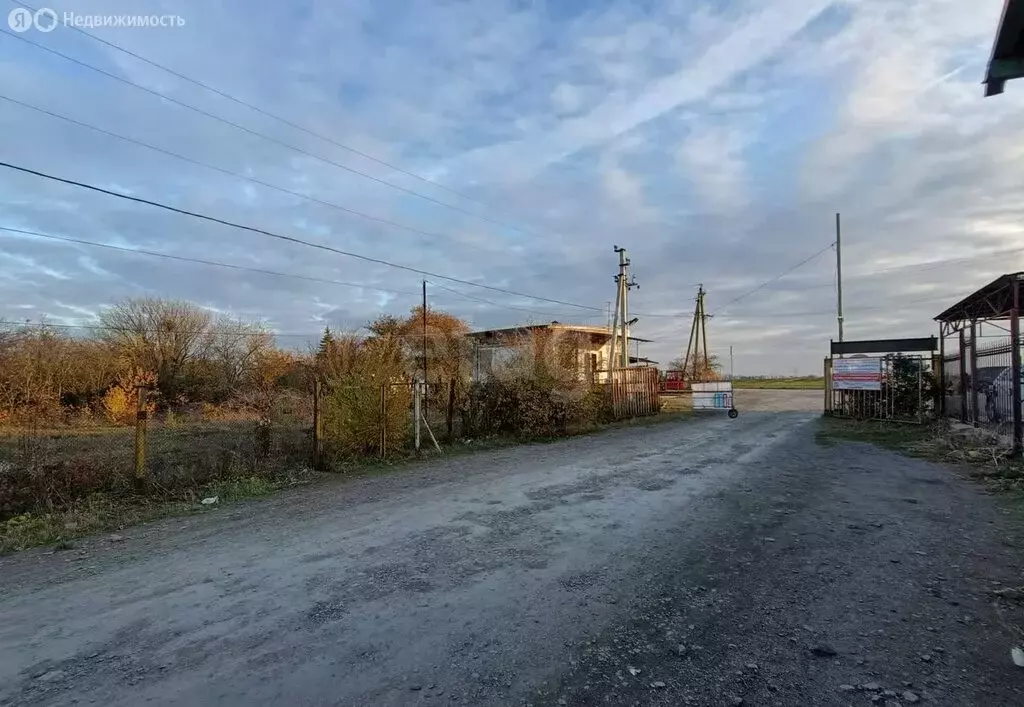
[1,0,1022,375]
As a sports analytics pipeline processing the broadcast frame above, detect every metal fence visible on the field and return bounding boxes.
[941,328,1020,442]
[825,355,933,423]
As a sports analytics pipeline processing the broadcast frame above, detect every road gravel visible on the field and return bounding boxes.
[1,391,1022,706]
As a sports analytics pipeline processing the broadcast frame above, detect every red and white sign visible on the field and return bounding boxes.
[832,357,882,391]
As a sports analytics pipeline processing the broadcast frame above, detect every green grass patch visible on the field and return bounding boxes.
[815,417,934,454]
[733,378,824,390]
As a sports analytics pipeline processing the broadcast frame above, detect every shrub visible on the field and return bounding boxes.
[102,370,157,425]
[463,375,609,439]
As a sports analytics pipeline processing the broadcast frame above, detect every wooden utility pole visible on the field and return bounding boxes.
[699,286,709,375]
[835,213,844,345]
[681,285,712,380]
[421,280,428,385]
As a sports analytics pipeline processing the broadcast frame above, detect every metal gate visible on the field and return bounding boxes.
[825,355,932,423]
[605,367,660,419]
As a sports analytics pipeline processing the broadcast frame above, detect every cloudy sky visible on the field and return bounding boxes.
[1,0,1021,374]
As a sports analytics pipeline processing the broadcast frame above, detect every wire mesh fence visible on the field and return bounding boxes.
[0,387,315,520]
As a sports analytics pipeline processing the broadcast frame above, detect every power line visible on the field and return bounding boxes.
[712,244,836,315]
[0,160,603,312]
[6,0,536,235]
[428,281,603,322]
[2,225,596,319]
[0,28,546,241]
[0,225,420,298]
[0,93,503,247]
[715,293,956,320]
[753,247,1024,293]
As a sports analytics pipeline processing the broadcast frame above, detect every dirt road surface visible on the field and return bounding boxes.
[2,391,1023,706]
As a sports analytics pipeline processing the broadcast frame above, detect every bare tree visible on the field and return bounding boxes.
[200,316,274,398]
[98,298,213,402]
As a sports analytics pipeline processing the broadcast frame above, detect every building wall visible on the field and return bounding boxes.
[471,335,612,381]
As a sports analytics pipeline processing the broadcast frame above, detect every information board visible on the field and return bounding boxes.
[832,357,882,391]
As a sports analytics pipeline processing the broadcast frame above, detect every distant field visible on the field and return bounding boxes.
[732,378,824,390]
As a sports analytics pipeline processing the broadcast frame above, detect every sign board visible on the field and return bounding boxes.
[692,381,734,410]
[832,357,882,391]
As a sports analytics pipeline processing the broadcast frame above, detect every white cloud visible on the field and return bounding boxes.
[1,0,1023,374]
[676,124,751,211]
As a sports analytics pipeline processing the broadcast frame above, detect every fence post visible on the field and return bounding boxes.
[379,384,387,459]
[936,323,945,416]
[959,329,968,423]
[414,381,422,454]
[133,385,148,479]
[312,378,324,470]
[969,320,979,426]
[823,358,832,414]
[447,378,456,440]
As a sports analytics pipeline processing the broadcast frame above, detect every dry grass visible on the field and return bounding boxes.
[816,418,1024,516]
[0,471,318,553]
[1,419,312,522]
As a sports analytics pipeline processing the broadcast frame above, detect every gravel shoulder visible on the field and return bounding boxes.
[1,392,1022,706]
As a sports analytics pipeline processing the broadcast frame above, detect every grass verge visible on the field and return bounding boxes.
[816,417,1024,515]
[0,470,319,554]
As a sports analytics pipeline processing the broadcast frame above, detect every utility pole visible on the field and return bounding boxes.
[609,246,638,369]
[835,213,844,345]
[699,285,710,376]
[422,280,428,385]
[682,284,712,380]
[609,255,622,370]
[729,345,734,381]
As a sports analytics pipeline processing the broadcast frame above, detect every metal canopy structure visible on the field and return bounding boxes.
[985,0,1024,96]
[934,272,1023,454]
[934,272,1024,332]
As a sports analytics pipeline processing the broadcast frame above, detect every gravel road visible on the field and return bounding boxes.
[1,391,1023,706]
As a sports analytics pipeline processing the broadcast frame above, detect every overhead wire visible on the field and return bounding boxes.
[711,243,836,315]
[0,225,420,298]
[0,160,604,312]
[0,93,507,247]
[1,226,609,320]
[4,0,541,236]
[0,28,551,241]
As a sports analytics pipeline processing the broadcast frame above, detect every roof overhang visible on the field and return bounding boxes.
[467,323,652,344]
[934,272,1024,324]
[985,0,1024,95]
